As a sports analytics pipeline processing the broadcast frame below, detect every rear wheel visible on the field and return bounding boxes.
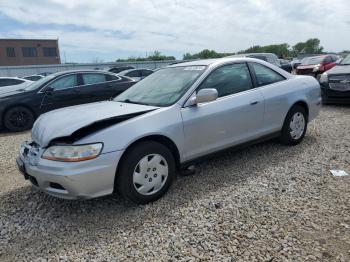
[116,141,175,204]
[3,106,35,132]
[280,105,307,145]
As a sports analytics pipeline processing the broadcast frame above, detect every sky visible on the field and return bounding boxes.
[0,0,349,63]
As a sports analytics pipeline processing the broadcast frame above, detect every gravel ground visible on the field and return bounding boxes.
[0,105,349,261]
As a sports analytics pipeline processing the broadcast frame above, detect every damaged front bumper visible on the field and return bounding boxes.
[17,142,124,199]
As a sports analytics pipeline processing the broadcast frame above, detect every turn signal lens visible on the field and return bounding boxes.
[42,143,103,162]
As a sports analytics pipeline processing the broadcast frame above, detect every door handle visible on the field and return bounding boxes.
[250,100,259,105]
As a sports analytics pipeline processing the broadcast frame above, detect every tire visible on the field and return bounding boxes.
[116,141,176,204]
[280,105,308,145]
[3,106,35,132]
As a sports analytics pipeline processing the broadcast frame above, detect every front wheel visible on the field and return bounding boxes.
[3,106,35,132]
[116,141,176,204]
[280,105,308,145]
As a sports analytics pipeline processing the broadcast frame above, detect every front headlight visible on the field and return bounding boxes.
[312,64,320,72]
[42,143,103,162]
[319,72,328,84]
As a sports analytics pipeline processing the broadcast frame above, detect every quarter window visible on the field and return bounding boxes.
[50,75,78,90]
[251,63,285,87]
[82,73,107,85]
[198,63,253,97]
[22,47,37,57]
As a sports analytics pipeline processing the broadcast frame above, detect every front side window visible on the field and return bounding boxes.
[198,63,253,97]
[22,47,37,57]
[6,47,16,57]
[116,66,206,106]
[49,75,78,90]
[43,47,57,57]
[251,63,285,87]
[82,73,106,85]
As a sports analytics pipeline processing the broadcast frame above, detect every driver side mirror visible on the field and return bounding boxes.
[187,88,218,106]
[44,86,54,93]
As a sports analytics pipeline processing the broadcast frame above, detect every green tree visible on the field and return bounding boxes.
[116,51,175,62]
[182,49,234,60]
[291,38,323,56]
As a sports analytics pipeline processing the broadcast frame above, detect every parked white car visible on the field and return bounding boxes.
[0,77,33,89]
[17,57,321,204]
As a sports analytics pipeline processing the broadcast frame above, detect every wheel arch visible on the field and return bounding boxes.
[114,134,181,189]
[291,100,309,120]
[2,104,37,126]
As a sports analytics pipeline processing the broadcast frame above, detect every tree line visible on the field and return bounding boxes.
[116,38,346,62]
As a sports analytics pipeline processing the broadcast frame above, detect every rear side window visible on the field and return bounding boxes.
[250,63,285,87]
[198,63,253,98]
[82,73,107,85]
[50,75,78,90]
[0,78,24,87]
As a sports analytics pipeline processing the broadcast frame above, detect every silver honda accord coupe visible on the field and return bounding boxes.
[17,58,321,204]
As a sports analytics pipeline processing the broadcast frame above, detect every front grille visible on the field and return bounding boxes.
[329,74,350,91]
[329,74,350,82]
[329,83,350,91]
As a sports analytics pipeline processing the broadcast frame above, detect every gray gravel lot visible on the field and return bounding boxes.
[0,105,349,261]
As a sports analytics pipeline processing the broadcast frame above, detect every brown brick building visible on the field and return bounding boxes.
[0,39,60,66]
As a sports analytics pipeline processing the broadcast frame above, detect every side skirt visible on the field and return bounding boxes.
[180,131,281,169]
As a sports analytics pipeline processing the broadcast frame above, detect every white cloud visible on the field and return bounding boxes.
[1,0,349,61]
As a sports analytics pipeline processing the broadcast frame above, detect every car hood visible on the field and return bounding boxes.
[32,101,159,147]
[327,65,350,75]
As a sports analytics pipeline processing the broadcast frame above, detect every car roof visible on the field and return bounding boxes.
[167,57,267,68]
[0,76,26,80]
[228,53,277,57]
[49,69,117,77]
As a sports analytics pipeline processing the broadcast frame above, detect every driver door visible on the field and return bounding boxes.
[40,74,81,113]
[181,63,265,161]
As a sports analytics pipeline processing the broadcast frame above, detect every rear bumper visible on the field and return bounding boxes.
[17,150,124,199]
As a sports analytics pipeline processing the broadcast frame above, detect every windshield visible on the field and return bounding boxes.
[24,74,56,91]
[115,66,206,106]
[340,54,350,65]
[301,56,324,65]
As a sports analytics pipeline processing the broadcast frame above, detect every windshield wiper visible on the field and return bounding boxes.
[118,99,150,106]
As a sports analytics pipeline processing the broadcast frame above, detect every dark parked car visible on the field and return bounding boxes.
[106,66,135,74]
[228,53,281,67]
[296,54,339,78]
[118,69,154,81]
[0,70,136,131]
[279,59,292,73]
[319,54,350,104]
